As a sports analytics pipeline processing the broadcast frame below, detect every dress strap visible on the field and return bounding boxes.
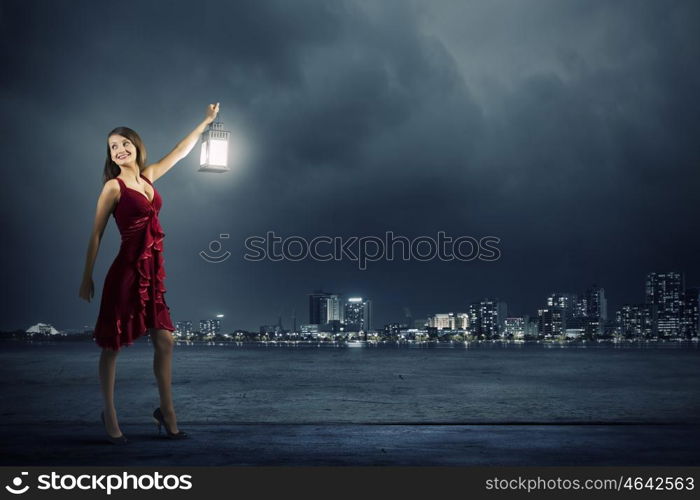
[139,173,153,186]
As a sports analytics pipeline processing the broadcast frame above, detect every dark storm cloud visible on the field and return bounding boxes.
[1,0,699,331]
[419,0,700,295]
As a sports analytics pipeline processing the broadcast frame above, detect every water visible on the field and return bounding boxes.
[1,340,698,425]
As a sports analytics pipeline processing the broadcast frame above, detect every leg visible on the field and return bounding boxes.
[98,347,123,437]
[150,328,180,433]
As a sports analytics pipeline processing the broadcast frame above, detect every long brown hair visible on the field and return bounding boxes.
[102,127,148,184]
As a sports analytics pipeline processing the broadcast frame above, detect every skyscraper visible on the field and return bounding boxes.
[616,304,655,339]
[538,308,566,337]
[174,320,193,337]
[325,294,344,323]
[504,317,525,339]
[468,299,507,339]
[309,290,330,325]
[682,287,700,339]
[308,290,345,332]
[583,284,607,337]
[344,297,373,331]
[199,318,221,336]
[546,293,577,322]
[585,285,608,321]
[645,272,684,337]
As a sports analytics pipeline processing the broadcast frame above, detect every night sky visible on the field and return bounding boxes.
[1,0,699,332]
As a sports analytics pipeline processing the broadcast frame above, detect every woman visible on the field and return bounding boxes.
[78,102,220,444]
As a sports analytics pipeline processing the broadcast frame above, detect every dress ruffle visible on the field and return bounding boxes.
[136,212,169,322]
[94,202,175,351]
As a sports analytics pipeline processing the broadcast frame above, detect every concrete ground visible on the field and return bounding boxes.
[2,341,699,466]
[1,422,699,466]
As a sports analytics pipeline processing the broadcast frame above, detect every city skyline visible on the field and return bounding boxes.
[174,270,700,338]
[18,270,699,340]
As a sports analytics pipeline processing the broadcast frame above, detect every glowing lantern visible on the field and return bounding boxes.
[198,116,230,173]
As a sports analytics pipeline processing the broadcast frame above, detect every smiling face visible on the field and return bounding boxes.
[108,134,138,166]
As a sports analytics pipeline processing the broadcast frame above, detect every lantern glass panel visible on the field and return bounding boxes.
[209,139,228,166]
[199,141,208,166]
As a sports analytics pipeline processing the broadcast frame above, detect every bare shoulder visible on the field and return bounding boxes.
[103,178,120,193]
[101,178,121,202]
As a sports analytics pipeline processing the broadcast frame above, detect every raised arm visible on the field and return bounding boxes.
[78,179,120,303]
[142,102,220,183]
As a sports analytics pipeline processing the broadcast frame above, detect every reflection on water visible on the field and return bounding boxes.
[169,339,700,351]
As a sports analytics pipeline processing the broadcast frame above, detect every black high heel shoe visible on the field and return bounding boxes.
[100,411,128,445]
[152,407,189,439]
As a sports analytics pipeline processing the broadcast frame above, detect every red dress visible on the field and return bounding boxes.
[93,173,175,350]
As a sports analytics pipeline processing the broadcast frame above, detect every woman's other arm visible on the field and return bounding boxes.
[78,180,119,302]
